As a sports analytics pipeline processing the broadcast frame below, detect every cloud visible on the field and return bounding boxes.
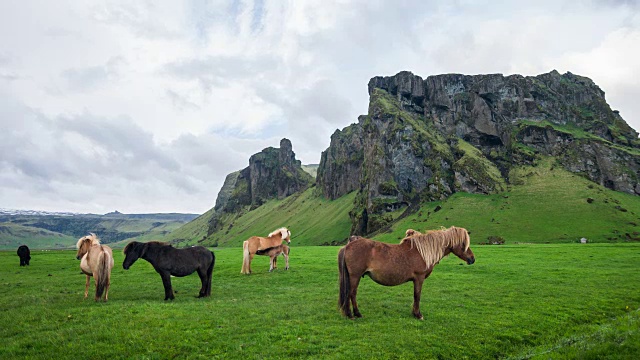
[1,0,639,213]
[61,57,124,92]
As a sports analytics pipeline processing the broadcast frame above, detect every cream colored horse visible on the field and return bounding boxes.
[241,227,291,274]
[76,233,114,302]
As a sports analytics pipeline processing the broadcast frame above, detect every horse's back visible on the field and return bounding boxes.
[174,246,214,265]
[342,237,422,281]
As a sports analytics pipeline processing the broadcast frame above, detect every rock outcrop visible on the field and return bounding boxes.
[208,138,313,233]
[318,70,640,235]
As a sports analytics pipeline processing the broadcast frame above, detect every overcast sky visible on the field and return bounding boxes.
[1,0,639,214]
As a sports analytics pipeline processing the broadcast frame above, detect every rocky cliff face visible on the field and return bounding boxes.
[319,70,640,235]
[213,171,239,212]
[208,138,313,233]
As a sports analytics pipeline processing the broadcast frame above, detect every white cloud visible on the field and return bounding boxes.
[1,0,639,213]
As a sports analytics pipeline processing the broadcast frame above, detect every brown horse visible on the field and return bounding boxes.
[338,226,475,320]
[255,244,290,272]
[241,227,291,274]
[76,233,114,302]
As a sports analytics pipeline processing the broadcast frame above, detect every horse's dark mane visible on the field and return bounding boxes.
[255,245,279,255]
[124,241,172,255]
[146,241,172,247]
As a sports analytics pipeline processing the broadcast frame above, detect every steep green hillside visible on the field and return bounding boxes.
[169,156,640,247]
[375,157,640,244]
[161,208,217,246]
[170,188,357,247]
[0,223,75,250]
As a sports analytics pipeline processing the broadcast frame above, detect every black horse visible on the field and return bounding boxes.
[123,241,215,300]
[17,245,31,266]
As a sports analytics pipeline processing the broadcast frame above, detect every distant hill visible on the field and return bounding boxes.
[0,211,198,250]
[0,223,75,250]
[167,70,640,247]
[301,164,319,178]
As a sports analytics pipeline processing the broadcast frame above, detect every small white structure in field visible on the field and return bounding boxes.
[580,237,588,244]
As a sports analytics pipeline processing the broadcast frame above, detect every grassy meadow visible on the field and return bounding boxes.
[1,243,639,359]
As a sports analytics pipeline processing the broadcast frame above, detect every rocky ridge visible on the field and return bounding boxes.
[318,70,640,235]
[207,138,313,235]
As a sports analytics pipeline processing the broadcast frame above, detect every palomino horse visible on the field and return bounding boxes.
[241,227,291,274]
[76,233,114,302]
[338,226,475,320]
[123,241,215,300]
[255,244,290,272]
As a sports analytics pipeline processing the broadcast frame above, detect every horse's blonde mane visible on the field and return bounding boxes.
[268,227,290,240]
[76,233,100,249]
[401,226,470,269]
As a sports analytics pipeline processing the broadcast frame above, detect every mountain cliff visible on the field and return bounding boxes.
[206,138,313,239]
[170,70,640,246]
[318,70,640,235]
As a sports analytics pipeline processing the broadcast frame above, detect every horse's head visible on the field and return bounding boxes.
[449,227,475,265]
[123,241,145,270]
[270,227,291,243]
[76,234,99,260]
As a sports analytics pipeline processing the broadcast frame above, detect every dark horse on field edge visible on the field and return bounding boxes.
[17,245,31,266]
[338,226,475,320]
[123,241,215,300]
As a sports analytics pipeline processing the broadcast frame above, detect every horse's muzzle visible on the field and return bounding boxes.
[123,264,130,270]
[76,256,81,260]
[467,257,475,265]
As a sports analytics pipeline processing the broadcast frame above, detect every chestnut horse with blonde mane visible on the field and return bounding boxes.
[241,227,291,274]
[338,226,475,319]
[76,233,114,302]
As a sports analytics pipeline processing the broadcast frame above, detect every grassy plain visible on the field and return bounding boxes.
[1,243,639,359]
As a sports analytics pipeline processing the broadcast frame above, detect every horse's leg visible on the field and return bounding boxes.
[197,268,208,297]
[248,254,254,274]
[105,273,111,302]
[412,277,426,320]
[84,275,90,299]
[349,275,363,318]
[269,256,275,272]
[159,272,174,300]
[284,253,289,270]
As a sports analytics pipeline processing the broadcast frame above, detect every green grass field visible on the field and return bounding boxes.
[1,243,639,359]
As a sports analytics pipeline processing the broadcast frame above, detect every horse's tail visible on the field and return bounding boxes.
[338,246,351,316]
[206,250,215,296]
[241,240,250,274]
[95,249,110,300]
